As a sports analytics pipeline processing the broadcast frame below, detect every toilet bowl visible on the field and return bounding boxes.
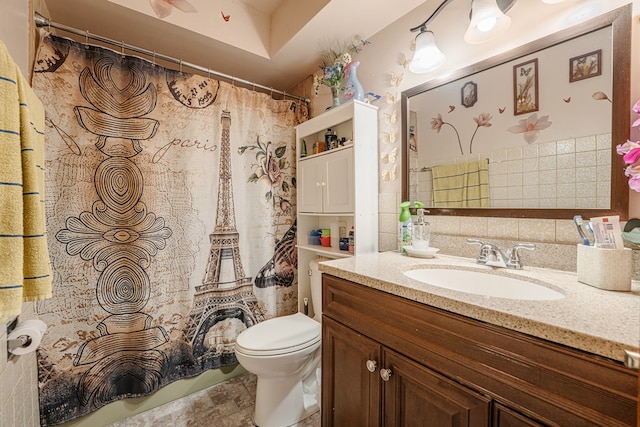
[235,312,321,427]
[235,258,324,427]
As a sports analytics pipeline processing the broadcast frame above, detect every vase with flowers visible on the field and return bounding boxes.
[313,38,369,108]
[617,99,640,191]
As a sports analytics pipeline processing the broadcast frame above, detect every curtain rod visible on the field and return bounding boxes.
[34,12,310,103]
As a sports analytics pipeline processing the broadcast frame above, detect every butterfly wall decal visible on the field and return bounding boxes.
[563,97,571,103]
[390,72,403,87]
[386,92,398,104]
[448,105,455,113]
[381,147,398,164]
[384,110,397,124]
[382,131,396,144]
[381,165,397,181]
[221,11,230,21]
[399,53,410,69]
[149,0,197,19]
[498,106,506,114]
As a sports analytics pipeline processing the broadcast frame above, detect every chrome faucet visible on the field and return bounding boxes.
[467,239,535,270]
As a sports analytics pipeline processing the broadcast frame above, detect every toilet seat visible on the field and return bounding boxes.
[236,312,321,356]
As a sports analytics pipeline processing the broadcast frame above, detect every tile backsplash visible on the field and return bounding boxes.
[378,191,639,276]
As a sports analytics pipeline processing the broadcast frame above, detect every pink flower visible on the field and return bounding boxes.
[473,113,493,128]
[431,114,444,132]
[628,175,640,192]
[623,147,640,165]
[507,113,552,144]
[469,113,493,153]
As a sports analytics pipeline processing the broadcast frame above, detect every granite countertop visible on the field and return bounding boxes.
[317,251,640,363]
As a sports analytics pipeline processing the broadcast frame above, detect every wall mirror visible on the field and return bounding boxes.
[401,5,630,219]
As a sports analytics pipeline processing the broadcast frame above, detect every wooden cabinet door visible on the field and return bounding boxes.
[492,404,545,427]
[382,349,490,427]
[322,316,381,427]
[298,155,324,213]
[323,147,354,213]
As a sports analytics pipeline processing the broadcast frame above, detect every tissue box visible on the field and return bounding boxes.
[576,244,632,291]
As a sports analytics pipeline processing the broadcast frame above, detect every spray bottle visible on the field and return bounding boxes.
[398,202,411,252]
[398,201,424,252]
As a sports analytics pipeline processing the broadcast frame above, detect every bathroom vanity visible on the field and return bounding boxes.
[319,252,639,426]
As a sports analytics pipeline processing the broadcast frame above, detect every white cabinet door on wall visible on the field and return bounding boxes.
[298,147,354,214]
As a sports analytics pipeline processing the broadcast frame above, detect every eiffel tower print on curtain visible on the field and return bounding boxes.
[185,110,264,368]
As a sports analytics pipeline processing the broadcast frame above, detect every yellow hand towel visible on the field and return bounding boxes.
[431,159,489,208]
[0,41,52,323]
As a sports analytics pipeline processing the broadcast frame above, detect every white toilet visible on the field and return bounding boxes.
[235,259,323,427]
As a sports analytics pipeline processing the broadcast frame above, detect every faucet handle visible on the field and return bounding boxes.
[507,243,535,269]
[466,239,490,264]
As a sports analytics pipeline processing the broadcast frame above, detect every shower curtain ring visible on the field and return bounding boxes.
[207,68,211,79]
[231,76,235,87]
[152,50,156,66]
[179,59,183,73]
[84,30,89,48]
[120,41,125,57]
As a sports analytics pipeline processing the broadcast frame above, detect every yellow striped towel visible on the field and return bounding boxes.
[0,41,52,323]
[431,159,489,208]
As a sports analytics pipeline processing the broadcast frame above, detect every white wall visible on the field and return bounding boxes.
[310,0,640,252]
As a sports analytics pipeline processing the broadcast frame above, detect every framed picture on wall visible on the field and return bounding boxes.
[461,81,477,108]
[513,58,538,116]
[569,49,602,82]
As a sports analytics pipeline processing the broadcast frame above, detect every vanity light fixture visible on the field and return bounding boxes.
[464,0,512,44]
[409,27,446,73]
[409,0,516,73]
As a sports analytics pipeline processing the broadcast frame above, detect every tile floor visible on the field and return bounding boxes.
[108,372,320,427]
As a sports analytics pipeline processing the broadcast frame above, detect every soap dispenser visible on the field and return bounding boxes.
[412,208,431,250]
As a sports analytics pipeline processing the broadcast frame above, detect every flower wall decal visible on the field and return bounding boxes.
[431,114,462,155]
[507,113,552,144]
[470,113,492,154]
[430,112,493,155]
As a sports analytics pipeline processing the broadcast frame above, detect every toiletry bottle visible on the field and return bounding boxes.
[398,201,412,252]
[412,208,431,251]
[300,138,307,158]
[325,128,337,150]
[348,226,355,254]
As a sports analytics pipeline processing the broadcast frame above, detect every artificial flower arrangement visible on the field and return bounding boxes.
[617,99,640,191]
[313,38,369,99]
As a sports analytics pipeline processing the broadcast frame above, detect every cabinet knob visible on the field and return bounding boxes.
[365,359,377,372]
[380,368,392,381]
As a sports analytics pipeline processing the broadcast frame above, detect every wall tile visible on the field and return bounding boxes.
[378,192,397,214]
[487,218,519,240]
[459,217,488,238]
[518,218,556,242]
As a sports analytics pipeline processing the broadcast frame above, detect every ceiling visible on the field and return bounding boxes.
[44,0,428,93]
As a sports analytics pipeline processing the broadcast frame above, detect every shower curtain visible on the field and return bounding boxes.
[31,33,307,425]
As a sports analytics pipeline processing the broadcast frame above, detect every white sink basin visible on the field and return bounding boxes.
[403,268,565,300]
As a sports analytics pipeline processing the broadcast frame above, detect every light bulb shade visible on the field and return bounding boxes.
[464,0,512,44]
[409,30,446,74]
